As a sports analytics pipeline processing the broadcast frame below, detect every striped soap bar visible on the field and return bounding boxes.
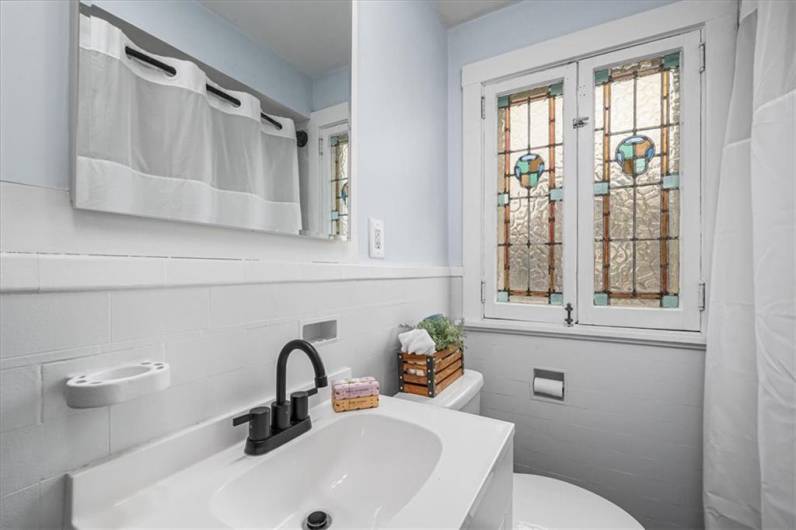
[333,394,379,413]
[332,376,380,399]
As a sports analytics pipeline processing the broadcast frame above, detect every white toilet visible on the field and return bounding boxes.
[395,369,644,530]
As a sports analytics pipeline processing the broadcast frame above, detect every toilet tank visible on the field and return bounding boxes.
[394,369,483,414]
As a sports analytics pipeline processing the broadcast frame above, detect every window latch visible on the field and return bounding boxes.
[572,117,589,129]
[564,303,574,326]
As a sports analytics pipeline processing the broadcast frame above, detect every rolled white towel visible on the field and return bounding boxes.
[399,329,436,355]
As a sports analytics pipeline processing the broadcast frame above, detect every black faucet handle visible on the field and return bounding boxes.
[290,390,310,422]
[233,406,271,441]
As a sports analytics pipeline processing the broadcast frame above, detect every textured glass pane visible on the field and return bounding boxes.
[635,240,660,292]
[553,204,563,243]
[594,197,604,240]
[594,132,604,182]
[594,243,604,291]
[609,241,633,291]
[668,238,680,294]
[669,189,680,236]
[528,244,549,292]
[609,188,633,239]
[610,78,634,132]
[554,96,563,144]
[553,244,563,294]
[636,74,662,129]
[509,199,529,245]
[592,51,681,307]
[635,185,661,239]
[669,69,680,125]
[497,81,563,305]
[498,108,508,154]
[510,103,528,150]
[594,88,604,130]
[509,244,529,292]
[668,125,680,174]
[528,196,549,243]
[529,99,549,147]
[497,244,506,291]
[554,145,564,187]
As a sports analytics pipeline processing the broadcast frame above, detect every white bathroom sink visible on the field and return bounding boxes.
[69,371,514,529]
[211,414,442,528]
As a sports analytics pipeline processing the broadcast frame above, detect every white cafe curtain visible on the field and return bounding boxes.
[703,1,795,528]
[76,14,302,234]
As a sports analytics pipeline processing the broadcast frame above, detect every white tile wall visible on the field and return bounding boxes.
[466,330,705,530]
[0,276,450,529]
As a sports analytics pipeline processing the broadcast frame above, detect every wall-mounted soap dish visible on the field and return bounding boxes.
[65,361,171,408]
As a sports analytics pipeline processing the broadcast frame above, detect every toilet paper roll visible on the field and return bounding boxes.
[533,377,564,399]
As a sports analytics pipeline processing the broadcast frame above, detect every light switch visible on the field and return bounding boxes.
[369,218,385,258]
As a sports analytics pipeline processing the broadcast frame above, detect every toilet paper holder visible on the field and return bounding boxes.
[532,368,565,401]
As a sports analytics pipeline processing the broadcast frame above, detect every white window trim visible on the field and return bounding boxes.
[576,31,702,331]
[306,102,350,239]
[461,0,737,343]
[483,64,578,323]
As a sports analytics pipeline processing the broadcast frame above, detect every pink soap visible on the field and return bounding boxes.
[332,377,380,399]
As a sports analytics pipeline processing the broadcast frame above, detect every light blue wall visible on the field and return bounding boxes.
[356,0,449,265]
[90,0,313,116]
[0,0,72,190]
[312,65,351,112]
[446,0,677,265]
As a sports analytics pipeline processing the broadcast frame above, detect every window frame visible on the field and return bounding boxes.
[576,31,702,331]
[483,64,578,323]
[459,0,737,339]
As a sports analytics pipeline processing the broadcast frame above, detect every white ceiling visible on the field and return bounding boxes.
[200,0,351,80]
[434,0,515,28]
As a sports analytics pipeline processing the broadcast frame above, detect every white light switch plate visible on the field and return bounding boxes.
[369,218,385,258]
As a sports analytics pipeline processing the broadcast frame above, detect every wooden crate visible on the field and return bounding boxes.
[398,346,464,398]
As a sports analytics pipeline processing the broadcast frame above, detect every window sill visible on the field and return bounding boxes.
[463,318,706,350]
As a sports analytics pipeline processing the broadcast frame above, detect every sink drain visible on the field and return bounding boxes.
[304,510,332,530]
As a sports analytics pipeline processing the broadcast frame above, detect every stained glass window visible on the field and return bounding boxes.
[496,81,564,305]
[592,52,681,308]
[330,133,349,238]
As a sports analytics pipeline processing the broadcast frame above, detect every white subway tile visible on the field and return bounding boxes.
[0,366,40,432]
[110,288,208,342]
[0,292,109,359]
[41,343,163,420]
[165,329,248,385]
[109,382,206,453]
[0,410,108,497]
[208,284,280,328]
[0,253,38,292]
[165,258,245,286]
[38,255,164,291]
[0,484,38,530]
[38,475,65,530]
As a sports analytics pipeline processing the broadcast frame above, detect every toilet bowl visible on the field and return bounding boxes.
[394,369,644,530]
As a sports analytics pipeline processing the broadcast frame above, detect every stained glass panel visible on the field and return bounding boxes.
[593,52,681,308]
[497,81,564,305]
[330,133,349,238]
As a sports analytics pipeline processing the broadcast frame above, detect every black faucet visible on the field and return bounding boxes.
[233,339,328,456]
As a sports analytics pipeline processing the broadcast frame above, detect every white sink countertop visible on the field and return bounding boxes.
[69,376,514,529]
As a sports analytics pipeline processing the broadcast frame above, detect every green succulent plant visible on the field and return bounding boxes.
[417,314,463,352]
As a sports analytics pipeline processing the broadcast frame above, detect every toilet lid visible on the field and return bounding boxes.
[513,474,643,530]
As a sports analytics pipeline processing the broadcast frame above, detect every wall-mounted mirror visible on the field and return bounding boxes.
[74,0,351,240]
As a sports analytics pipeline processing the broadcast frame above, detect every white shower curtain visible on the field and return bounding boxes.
[76,14,302,234]
[703,1,795,529]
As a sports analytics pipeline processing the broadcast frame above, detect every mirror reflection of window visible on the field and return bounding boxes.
[329,133,350,239]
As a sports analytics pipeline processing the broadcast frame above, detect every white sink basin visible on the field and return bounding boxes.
[69,369,514,529]
[212,414,442,528]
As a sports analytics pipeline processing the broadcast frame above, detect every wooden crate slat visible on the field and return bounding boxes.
[401,382,432,397]
[436,358,463,383]
[399,346,465,398]
[434,349,462,373]
[435,368,464,395]
[401,371,427,385]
